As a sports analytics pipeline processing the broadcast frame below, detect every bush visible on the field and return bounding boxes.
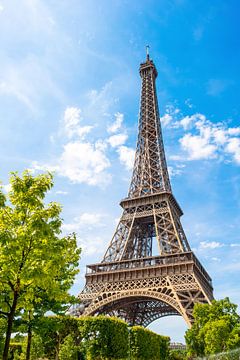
[8,342,22,359]
[59,334,79,360]
[78,316,129,360]
[130,325,170,360]
[169,349,187,360]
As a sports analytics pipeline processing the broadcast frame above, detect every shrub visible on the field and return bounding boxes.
[78,316,129,360]
[130,325,170,360]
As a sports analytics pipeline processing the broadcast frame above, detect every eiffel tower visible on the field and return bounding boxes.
[77,51,214,327]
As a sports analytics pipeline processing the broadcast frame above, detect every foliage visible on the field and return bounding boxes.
[78,316,129,360]
[0,317,6,355]
[185,298,240,357]
[33,316,65,359]
[0,171,81,359]
[169,349,187,360]
[205,347,240,360]
[24,315,169,360]
[20,333,45,360]
[59,334,79,360]
[130,325,170,360]
[8,342,22,359]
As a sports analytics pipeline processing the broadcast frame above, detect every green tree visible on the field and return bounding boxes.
[185,298,240,357]
[20,333,45,360]
[204,318,231,354]
[0,171,81,360]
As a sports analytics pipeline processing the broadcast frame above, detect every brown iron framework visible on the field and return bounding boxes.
[75,52,213,327]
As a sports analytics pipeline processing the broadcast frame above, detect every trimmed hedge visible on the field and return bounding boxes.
[130,325,170,360]
[78,316,129,360]
[3,315,170,360]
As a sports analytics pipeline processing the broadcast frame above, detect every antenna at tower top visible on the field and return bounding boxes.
[146,45,150,61]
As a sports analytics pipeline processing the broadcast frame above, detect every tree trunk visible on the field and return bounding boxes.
[25,323,32,360]
[55,332,60,360]
[2,292,18,360]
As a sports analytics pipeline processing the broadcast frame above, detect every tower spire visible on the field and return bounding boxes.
[146,44,150,61]
[128,53,171,198]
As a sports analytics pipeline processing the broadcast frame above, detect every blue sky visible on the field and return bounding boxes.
[0,0,240,342]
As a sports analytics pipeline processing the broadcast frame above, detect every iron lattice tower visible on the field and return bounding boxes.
[76,53,213,327]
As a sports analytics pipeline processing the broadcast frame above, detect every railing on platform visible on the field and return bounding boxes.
[86,251,212,285]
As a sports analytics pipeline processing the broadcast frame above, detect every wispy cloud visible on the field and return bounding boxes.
[107,112,124,133]
[199,241,224,249]
[55,190,68,195]
[62,212,105,233]
[117,145,135,171]
[62,107,93,139]
[62,212,108,256]
[206,79,233,96]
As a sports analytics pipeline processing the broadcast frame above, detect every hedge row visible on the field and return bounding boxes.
[130,325,169,360]
[6,315,170,360]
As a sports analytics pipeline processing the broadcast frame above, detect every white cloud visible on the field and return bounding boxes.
[175,113,206,130]
[56,190,68,195]
[117,146,135,171]
[62,213,106,256]
[230,244,240,247]
[200,241,224,249]
[160,104,180,127]
[212,128,227,145]
[107,112,124,133]
[178,115,195,130]
[228,128,240,136]
[64,107,81,131]
[79,236,105,256]
[108,133,128,148]
[225,137,240,164]
[168,166,184,177]
[31,161,58,173]
[169,154,183,161]
[63,106,93,139]
[180,133,217,160]
[62,212,104,233]
[79,212,104,226]
[168,109,240,164]
[59,141,111,186]
[86,82,116,119]
[161,113,172,127]
[31,139,111,187]
[185,98,193,109]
